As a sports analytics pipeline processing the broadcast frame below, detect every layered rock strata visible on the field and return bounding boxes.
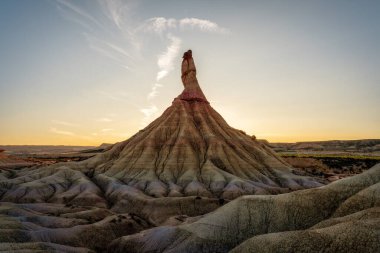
[0,50,334,252]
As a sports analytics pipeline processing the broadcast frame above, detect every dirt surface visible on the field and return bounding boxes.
[283,155,379,182]
[267,139,380,155]
[0,145,111,168]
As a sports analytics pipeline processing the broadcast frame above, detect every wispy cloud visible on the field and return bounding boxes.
[51,120,79,127]
[139,17,229,35]
[140,105,158,126]
[147,83,162,100]
[156,35,182,82]
[83,33,134,70]
[56,0,103,30]
[50,127,75,136]
[96,117,113,122]
[99,0,127,30]
[101,128,114,132]
[179,18,229,34]
[145,34,181,102]
[50,127,94,141]
[140,17,177,34]
[56,0,140,71]
[91,130,131,139]
[95,90,132,102]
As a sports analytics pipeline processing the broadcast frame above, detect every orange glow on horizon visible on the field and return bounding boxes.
[1,129,379,146]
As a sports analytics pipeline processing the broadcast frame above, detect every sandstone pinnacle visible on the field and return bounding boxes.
[177,49,209,103]
[0,50,340,252]
[0,51,324,223]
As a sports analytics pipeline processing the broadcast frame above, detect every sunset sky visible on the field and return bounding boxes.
[1,0,379,145]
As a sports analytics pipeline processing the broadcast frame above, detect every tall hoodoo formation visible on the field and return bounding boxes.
[77,49,322,199]
[2,50,377,253]
[0,50,322,211]
[178,49,208,103]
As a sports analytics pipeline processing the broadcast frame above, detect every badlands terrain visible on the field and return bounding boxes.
[2,139,378,183]
[0,51,379,252]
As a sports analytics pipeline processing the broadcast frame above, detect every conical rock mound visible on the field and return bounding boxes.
[81,50,321,199]
[0,50,321,211]
[86,99,319,199]
[0,50,327,251]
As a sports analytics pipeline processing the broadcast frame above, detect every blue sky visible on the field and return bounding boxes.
[1,0,379,145]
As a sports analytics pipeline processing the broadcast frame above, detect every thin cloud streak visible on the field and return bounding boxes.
[96,117,113,122]
[140,105,158,126]
[101,128,114,132]
[50,127,94,141]
[51,120,79,127]
[100,0,125,29]
[94,90,141,110]
[83,33,134,70]
[56,0,140,71]
[147,83,163,100]
[139,17,229,35]
[56,0,103,29]
[179,18,229,34]
[146,35,181,102]
[50,127,75,136]
[140,17,176,34]
[143,35,180,123]
[156,35,182,82]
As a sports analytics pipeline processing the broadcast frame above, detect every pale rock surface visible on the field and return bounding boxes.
[0,202,149,252]
[108,164,380,253]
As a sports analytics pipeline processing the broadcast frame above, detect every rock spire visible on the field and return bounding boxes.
[0,49,323,220]
[177,50,208,103]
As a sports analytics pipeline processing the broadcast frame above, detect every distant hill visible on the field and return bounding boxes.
[264,139,380,153]
[79,143,113,153]
[0,145,96,155]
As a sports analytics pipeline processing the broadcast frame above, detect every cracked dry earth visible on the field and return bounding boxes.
[1,51,378,252]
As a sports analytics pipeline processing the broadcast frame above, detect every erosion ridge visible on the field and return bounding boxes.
[1,165,378,252]
[109,164,380,253]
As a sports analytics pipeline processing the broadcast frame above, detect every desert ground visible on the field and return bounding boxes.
[1,141,379,252]
[2,139,379,182]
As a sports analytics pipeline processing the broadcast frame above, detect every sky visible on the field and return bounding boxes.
[0,0,379,145]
